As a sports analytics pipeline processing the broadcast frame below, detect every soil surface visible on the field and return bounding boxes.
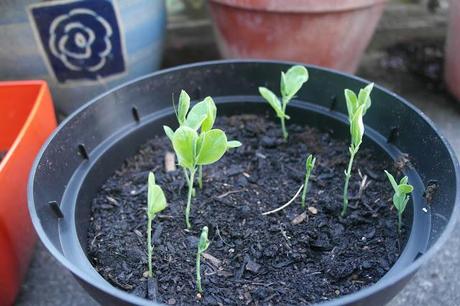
[87,115,408,305]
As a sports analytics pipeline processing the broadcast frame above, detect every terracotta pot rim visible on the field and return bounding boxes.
[209,0,387,13]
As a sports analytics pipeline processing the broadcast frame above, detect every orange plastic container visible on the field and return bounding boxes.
[0,81,56,306]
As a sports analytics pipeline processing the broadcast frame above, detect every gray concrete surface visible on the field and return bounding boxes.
[15,2,460,306]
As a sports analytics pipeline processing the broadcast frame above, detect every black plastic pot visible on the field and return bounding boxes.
[28,60,459,306]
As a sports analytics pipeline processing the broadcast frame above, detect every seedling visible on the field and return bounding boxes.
[384,170,414,233]
[164,93,241,228]
[301,154,316,208]
[258,65,309,140]
[171,91,227,190]
[341,83,374,216]
[196,226,210,293]
[146,172,167,278]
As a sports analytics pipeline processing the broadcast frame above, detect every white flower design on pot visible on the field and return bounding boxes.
[49,8,113,72]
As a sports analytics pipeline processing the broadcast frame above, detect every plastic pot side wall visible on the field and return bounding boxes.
[0,81,56,306]
[209,0,386,73]
[28,61,459,306]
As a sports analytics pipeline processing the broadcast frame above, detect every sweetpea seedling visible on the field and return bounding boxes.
[301,154,316,208]
[170,91,221,189]
[341,83,374,217]
[164,93,241,228]
[384,170,414,233]
[196,226,210,293]
[258,65,309,140]
[146,172,167,278]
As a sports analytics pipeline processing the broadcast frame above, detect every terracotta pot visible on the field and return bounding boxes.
[209,0,387,73]
[0,81,56,306]
[445,0,460,100]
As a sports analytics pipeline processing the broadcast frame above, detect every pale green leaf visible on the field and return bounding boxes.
[198,226,210,253]
[280,65,309,102]
[172,126,198,169]
[358,83,374,115]
[401,196,410,214]
[227,140,242,149]
[196,129,227,165]
[393,193,403,211]
[201,97,217,132]
[147,172,167,219]
[400,176,408,185]
[177,90,190,125]
[398,184,413,194]
[344,89,358,121]
[350,105,365,148]
[306,154,316,171]
[163,125,174,142]
[258,87,284,118]
[384,170,399,192]
[184,100,208,130]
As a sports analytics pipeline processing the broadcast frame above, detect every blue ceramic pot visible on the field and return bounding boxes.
[0,0,166,115]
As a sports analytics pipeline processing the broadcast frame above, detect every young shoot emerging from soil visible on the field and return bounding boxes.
[301,154,316,208]
[146,172,167,278]
[342,83,374,216]
[384,170,414,233]
[196,226,210,294]
[164,91,241,228]
[258,65,309,140]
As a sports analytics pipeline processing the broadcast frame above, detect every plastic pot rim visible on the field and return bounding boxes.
[28,59,460,306]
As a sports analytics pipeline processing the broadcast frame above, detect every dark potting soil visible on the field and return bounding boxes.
[87,114,408,305]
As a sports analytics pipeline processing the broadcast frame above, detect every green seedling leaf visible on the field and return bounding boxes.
[196,129,227,165]
[198,226,210,253]
[350,105,365,148]
[280,65,309,101]
[172,126,198,169]
[342,84,374,216]
[384,170,399,192]
[196,226,210,293]
[345,89,358,121]
[258,87,284,118]
[163,125,174,141]
[384,170,413,232]
[400,176,408,185]
[358,83,374,115]
[147,172,167,219]
[201,97,217,132]
[301,154,316,208]
[227,140,242,149]
[177,90,190,125]
[184,100,209,130]
[398,184,414,194]
[166,90,242,229]
[306,154,316,171]
[146,171,167,278]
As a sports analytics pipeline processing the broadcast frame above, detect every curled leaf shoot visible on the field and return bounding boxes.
[164,92,241,228]
[197,226,210,293]
[258,65,309,140]
[301,154,316,208]
[384,170,413,233]
[342,83,374,217]
[146,172,167,278]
